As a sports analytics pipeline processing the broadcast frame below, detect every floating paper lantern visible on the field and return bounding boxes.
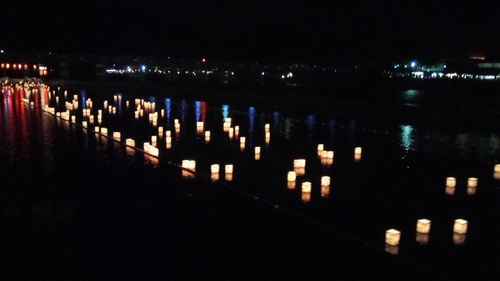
[264,123,270,132]
[467,177,478,188]
[287,171,296,182]
[174,118,179,125]
[301,182,312,193]
[228,128,234,139]
[182,160,196,171]
[317,144,324,156]
[211,164,220,174]
[143,142,159,157]
[225,164,234,174]
[265,132,270,145]
[158,126,163,136]
[126,101,130,107]
[82,121,88,128]
[126,138,135,147]
[223,122,231,132]
[240,137,246,150]
[385,229,401,246]
[294,159,306,169]
[321,176,330,187]
[94,126,100,134]
[71,115,76,123]
[112,132,121,141]
[225,117,232,126]
[255,146,261,154]
[234,126,240,138]
[416,219,431,234]
[453,219,468,234]
[205,131,211,142]
[175,123,181,134]
[160,109,164,117]
[446,177,456,187]
[196,121,204,133]
[151,135,157,145]
[101,127,108,137]
[165,137,172,149]
[166,130,171,137]
[301,182,312,203]
[495,164,500,173]
[354,147,362,155]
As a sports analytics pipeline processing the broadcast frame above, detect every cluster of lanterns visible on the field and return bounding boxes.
[9,82,497,259]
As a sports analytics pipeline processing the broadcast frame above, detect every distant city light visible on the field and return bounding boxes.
[201,58,206,63]
[0,50,4,54]
[141,65,146,72]
[286,72,293,78]
[410,61,417,68]
[261,72,265,76]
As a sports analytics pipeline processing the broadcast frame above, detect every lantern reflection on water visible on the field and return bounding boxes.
[166,136,172,149]
[158,126,164,136]
[254,146,261,160]
[240,137,246,150]
[265,132,270,145]
[467,177,478,188]
[416,233,429,245]
[229,128,234,139]
[453,233,466,245]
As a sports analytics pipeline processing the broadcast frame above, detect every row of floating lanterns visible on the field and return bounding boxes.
[385,218,469,254]
[445,176,478,195]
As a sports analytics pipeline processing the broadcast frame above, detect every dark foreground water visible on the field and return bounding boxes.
[0,84,499,280]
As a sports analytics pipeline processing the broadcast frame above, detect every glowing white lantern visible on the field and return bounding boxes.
[453,219,468,234]
[175,123,180,134]
[225,164,233,174]
[293,159,306,169]
[126,138,135,147]
[158,126,164,136]
[151,135,157,144]
[385,229,401,246]
[446,177,456,187]
[354,147,362,155]
[160,109,164,117]
[225,117,232,126]
[94,126,100,134]
[101,127,108,137]
[317,144,324,156]
[211,164,220,174]
[82,121,88,128]
[234,126,240,138]
[196,121,204,133]
[71,115,76,123]
[126,100,130,107]
[301,182,312,193]
[467,177,478,188]
[254,146,261,158]
[264,123,270,132]
[227,127,234,139]
[321,176,330,187]
[166,130,172,137]
[287,171,296,182]
[205,131,211,142]
[223,122,231,132]
[416,219,431,234]
[240,137,246,150]
[174,118,179,125]
[495,164,500,173]
[112,132,121,141]
[265,131,270,145]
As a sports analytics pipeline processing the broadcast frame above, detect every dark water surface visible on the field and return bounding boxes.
[0,84,499,280]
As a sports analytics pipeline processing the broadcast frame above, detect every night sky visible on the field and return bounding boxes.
[1,1,499,62]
